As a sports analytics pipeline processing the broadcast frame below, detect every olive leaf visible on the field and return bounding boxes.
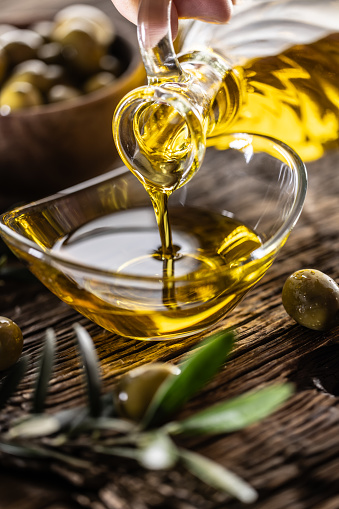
[0,356,28,410]
[93,444,141,461]
[32,328,56,414]
[0,325,295,503]
[137,431,178,470]
[167,383,294,436]
[8,414,62,439]
[142,329,235,429]
[8,406,87,439]
[94,431,178,471]
[74,416,136,434]
[180,448,258,504]
[73,323,102,417]
[0,440,91,468]
[0,440,54,459]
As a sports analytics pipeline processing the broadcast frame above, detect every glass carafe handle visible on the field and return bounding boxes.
[137,0,185,84]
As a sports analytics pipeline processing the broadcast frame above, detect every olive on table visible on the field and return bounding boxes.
[116,362,180,422]
[282,269,339,331]
[0,316,23,371]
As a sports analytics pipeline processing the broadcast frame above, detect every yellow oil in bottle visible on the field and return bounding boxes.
[16,204,266,340]
[219,32,339,161]
[122,32,339,170]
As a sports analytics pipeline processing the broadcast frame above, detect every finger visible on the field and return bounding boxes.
[111,0,139,25]
[139,1,179,47]
[111,0,236,26]
[174,0,234,23]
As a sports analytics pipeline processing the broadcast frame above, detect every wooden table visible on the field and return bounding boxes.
[1,1,339,508]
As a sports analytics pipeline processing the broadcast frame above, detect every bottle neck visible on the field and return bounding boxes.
[178,50,242,137]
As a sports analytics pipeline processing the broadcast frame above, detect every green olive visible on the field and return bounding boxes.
[48,84,82,103]
[10,59,51,92]
[0,316,23,371]
[282,269,339,331]
[10,60,66,92]
[115,362,180,421]
[84,71,116,93]
[52,19,106,75]
[54,4,115,47]
[0,29,43,66]
[0,80,43,113]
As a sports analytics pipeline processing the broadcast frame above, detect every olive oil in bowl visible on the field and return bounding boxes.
[49,205,263,339]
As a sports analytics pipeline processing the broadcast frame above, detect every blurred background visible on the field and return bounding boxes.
[0,0,144,210]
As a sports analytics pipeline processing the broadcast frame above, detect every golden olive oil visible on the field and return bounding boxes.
[222,33,339,161]
[25,205,265,340]
[123,33,339,170]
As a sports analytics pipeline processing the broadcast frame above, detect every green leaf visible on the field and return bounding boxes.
[53,406,88,431]
[180,449,257,504]
[93,444,140,461]
[9,415,61,439]
[142,329,235,429]
[0,356,28,410]
[74,324,102,417]
[32,328,56,414]
[137,431,178,470]
[0,440,52,459]
[169,383,294,436]
[94,431,178,471]
[0,440,90,468]
[77,416,136,434]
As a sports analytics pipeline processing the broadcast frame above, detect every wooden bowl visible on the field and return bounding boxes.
[0,10,145,210]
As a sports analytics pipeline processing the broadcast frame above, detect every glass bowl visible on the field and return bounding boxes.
[0,133,307,341]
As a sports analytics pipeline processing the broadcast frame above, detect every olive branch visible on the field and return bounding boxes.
[0,325,293,504]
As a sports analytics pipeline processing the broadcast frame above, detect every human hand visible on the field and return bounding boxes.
[112,0,236,26]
